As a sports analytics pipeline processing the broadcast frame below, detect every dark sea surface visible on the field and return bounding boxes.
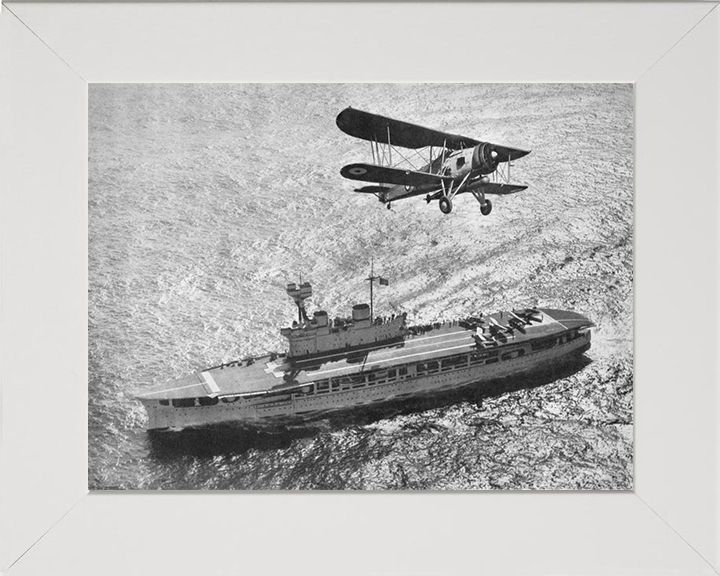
[88,84,633,490]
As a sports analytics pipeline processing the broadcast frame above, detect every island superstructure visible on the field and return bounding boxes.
[136,277,593,431]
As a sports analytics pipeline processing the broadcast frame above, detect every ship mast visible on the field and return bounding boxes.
[365,259,389,321]
[368,260,375,321]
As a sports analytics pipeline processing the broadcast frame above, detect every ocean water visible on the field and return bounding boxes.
[88,84,633,490]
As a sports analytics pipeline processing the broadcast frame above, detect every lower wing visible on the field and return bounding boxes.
[476,182,528,195]
[340,163,449,187]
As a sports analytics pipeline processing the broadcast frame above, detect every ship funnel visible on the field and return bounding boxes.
[313,311,328,327]
[352,304,370,322]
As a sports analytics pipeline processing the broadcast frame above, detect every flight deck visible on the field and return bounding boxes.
[136,308,590,401]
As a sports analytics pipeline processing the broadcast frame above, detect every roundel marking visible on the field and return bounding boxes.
[349,167,368,176]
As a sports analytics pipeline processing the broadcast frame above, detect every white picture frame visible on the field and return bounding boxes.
[1,2,718,574]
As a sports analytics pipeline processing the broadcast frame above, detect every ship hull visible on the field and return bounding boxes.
[141,328,591,431]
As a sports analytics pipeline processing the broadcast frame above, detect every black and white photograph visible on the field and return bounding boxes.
[88,83,633,490]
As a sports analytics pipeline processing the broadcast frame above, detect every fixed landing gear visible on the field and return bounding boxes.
[386,202,392,210]
[480,199,492,216]
[439,195,453,214]
[471,187,493,216]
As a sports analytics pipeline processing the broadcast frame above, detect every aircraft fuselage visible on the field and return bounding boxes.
[386,143,498,202]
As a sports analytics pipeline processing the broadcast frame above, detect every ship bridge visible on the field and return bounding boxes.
[280,281,406,358]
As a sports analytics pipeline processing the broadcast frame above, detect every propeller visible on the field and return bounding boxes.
[472,143,500,173]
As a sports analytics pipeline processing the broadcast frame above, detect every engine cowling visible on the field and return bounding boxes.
[472,143,499,174]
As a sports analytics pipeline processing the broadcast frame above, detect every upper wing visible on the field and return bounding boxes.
[336,108,531,160]
[337,108,481,150]
[341,163,449,187]
[491,145,531,163]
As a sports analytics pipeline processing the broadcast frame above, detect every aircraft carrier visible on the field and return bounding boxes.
[136,279,594,431]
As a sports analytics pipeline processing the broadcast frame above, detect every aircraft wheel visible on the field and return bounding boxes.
[439,196,453,214]
[386,202,392,210]
[480,199,492,216]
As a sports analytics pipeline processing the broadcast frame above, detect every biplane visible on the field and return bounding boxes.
[337,108,531,215]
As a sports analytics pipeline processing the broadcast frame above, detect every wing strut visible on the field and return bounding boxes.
[453,173,472,199]
[387,125,392,166]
